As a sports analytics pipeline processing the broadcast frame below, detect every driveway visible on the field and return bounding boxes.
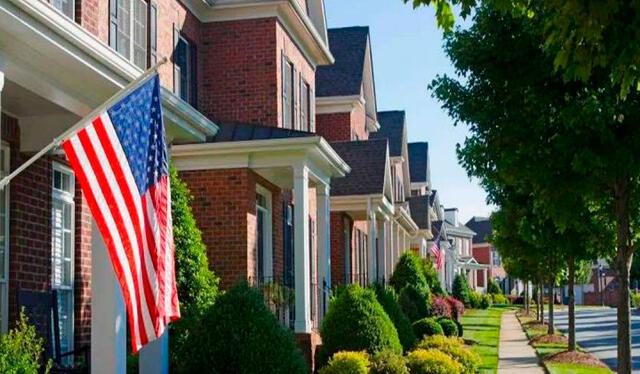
[552,308,640,372]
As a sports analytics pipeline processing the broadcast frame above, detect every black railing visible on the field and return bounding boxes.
[250,276,295,329]
[345,273,369,287]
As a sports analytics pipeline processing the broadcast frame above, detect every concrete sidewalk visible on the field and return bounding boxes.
[497,311,545,374]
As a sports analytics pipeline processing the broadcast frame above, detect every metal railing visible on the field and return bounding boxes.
[250,276,295,329]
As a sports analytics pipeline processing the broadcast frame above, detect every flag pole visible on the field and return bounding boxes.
[0,56,168,190]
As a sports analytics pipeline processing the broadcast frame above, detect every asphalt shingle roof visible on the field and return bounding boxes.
[466,216,493,244]
[409,142,429,183]
[409,195,430,229]
[431,220,444,239]
[329,139,388,196]
[211,123,314,142]
[370,111,405,157]
[316,27,370,97]
[429,190,438,207]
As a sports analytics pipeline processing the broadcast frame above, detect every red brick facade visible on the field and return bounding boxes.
[473,243,506,287]
[316,102,368,142]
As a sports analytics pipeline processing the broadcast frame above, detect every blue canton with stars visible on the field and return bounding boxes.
[107,74,168,194]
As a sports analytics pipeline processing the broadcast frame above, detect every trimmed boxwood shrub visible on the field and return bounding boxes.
[321,284,402,363]
[374,286,417,351]
[369,350,408,374]
[398,284,432,322]
[416,335,464,351]
[168,166,220,373]
[319,351,370,374]
[420,259,446,296]
[492,293,508,305]
[390,252,428,292]
[468,291,482,309]
[480,294,492,309]
[417,336,480,374]
[180,282,308,374]
[436,318,459,337]
[452,274,471,307]
[412,318,444,338]
[406,349,462,374]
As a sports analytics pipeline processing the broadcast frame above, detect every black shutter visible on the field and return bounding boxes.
[173,26,180,95]
[148,2,157,67]
[109,0,118,50]
[190,43,197,108]
[310,87,315,133]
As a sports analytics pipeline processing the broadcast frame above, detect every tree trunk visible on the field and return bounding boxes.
[538,281,544,323]
[524,281,530,315]
[614,181,634,374]
[568,256,576,351]
[547,282,554,335]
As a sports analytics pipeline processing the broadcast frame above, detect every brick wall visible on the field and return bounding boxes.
[316,113,352,142]
[330,212,347,285]
[74,182,92,347]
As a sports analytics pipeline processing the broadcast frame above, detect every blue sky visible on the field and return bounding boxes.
[325,0,492,223]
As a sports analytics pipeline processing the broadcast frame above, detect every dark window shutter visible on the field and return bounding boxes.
[281,54,288,128]
[292,67,298,130]
[173,26,180,95]
[190,43,197,108]
[148,2,157,67]
[109,0,118,49]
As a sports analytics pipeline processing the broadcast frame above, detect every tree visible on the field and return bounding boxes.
[451,274,471,306]
[430,7,634,367]
[402,0,640,96]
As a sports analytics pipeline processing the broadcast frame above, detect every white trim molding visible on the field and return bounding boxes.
[316,95,364,114]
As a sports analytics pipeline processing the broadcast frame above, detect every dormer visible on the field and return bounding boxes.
[316,27,380,141]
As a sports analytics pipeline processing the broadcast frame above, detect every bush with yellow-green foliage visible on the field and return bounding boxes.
[405,349,462,374]
[0,310,52,374]
[492,293,509,305]
[319,351,370,374]
[369,350,408,374]
[415,335,480,374]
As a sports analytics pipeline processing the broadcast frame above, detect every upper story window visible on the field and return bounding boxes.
[52,0,74,19]
[492,248,502,266]
[391,164,404,202]
[109,0,158,70]
[173,32,197,107]
[282,58,295,129]
[299,79,311,132]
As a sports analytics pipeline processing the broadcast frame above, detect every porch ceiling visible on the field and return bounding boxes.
[330,194,393,221]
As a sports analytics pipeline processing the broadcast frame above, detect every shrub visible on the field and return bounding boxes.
[319,351,370,374]
[374,286,417,351]
[416,335,464,351]
[468,291,482,309]
[169,166,220,372]
[0,311,52,374]
[492,293,509,305]
[390,253,429,292]
[632,293,640,308]
[321,284,402,362]
[452,274,471,307]
[487,279,501,295]
[420,259,446,296]
[179,282,307,374]
[398,284,432,322]
[430,297,452,319]
[479,294,492,309]
[412,318,444,338]
[405,349,462,374]
[445,297,465,320]
[369,350,409,374]
[437,318,459,337]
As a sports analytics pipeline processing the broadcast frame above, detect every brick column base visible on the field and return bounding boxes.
[295,331,322,373]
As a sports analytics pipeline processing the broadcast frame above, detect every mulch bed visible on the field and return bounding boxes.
[531,334,568,345]
[524,321,549,330]
[544,350,609,368]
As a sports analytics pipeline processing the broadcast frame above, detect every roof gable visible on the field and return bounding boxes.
[466,216,493,244]
[316,27,369,97]
[328,139,390,196]
[409,195,430,229]
[371,111,405,157]
[409,142,429,184]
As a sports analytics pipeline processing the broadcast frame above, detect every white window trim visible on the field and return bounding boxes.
[256,184,273,280]
[0,142,10,335]
[51,163,75,354]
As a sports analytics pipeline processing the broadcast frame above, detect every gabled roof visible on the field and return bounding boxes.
[316,27,370,97]
[370,111,406,157]
[443,220,476,237]
[408,195,430,229]
[429,190,438,207]
[329,139,390,196]
[211,122,313,142]
[431,220,444,239]
[409,142,429,184]
[466,216,493,244]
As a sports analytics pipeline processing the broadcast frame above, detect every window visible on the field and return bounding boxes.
[492,248,501,266]
[282,57,295,129]
[255,186,272,283]
[299,80,311,132]
[343,217,351,284]
[52,0,74,19]
[0,143,9,335]
[110,0,149,69]
[51,164,75,357]
[174,32,197,107]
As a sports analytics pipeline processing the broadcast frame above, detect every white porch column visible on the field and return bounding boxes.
[395,223,401,266]
[316,183,330,320]
[483,268,488,289]
[385,221,393,280]
[293,165,311,333]
[91,220,126,374]
[377,218,386,283]
[367,199,377,285]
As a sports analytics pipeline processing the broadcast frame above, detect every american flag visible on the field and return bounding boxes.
[430,229,444,271]
[62,74,180,353]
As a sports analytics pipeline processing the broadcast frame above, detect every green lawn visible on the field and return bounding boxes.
[518,312,613,374]
[460,305,515,374]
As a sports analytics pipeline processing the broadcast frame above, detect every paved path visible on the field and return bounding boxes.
[553,307,640,372]
[498,311,545,374]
